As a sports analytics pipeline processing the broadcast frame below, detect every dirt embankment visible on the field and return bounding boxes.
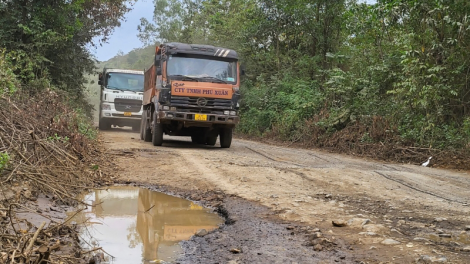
[105,129,470,263]
[0,93,111,264]
[241,117,470,171]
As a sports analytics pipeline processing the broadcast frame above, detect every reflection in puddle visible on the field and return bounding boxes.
[72,186,222,263]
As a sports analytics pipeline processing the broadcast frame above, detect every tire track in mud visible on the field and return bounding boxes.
[307,152,331,162]
[176,149,249,193]
[280,168,317,182]
[419,170,470,188]
[244,146,307,168]
[374,171,470,205]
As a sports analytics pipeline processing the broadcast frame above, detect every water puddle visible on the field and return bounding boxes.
[70,186,223,263]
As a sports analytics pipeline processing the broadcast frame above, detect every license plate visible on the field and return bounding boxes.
[195,114,207,121]
[124,112,132,116]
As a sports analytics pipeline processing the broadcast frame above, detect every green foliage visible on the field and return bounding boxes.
[0,0,134,139]
[139,0,470,149]
[0,152,9,173]
[0,51,18,96]
[0,0,134,96]
[74,108,98,140]
[47,133,70,143]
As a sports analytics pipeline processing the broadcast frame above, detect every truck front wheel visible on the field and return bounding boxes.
[152,114,164,146]
[219,128,232,148]
[99,118,111,130]
[206,136,217,146]
[140,113,145,140]
[143,110,152,142]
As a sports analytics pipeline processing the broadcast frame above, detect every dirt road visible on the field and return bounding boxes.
[102,128,470,263]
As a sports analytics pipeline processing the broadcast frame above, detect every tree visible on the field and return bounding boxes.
[0,0,135,98]
[138,0,204,45]
[138,0,470,149]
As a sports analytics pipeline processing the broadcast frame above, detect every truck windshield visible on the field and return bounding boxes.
[106,73,144,92]
[167,56,237,83]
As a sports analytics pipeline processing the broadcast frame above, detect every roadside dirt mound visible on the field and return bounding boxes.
[0,91,111,264]
[241,116,470,170]
[321,119,470,170]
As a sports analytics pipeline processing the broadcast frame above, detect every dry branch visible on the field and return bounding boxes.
[0,92,111,264]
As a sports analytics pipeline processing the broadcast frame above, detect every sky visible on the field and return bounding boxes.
[92,0,377,62]
[91,0,154,62]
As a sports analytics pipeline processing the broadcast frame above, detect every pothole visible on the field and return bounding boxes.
[70,186,223,263]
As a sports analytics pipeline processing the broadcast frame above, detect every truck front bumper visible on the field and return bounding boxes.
[101,110,142,120]
[158,111,239,125]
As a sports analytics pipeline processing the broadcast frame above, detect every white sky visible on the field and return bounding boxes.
[91,0,154,61]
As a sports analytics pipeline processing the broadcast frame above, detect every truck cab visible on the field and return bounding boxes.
[98,69,144,131]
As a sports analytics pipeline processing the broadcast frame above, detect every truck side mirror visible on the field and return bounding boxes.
[155,54,162,75]
[240,65,246,76]
[98,73,103,85]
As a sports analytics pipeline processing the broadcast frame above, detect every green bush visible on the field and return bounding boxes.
[0,152,9,173]
[0,49,19,96]
[74,108,98,140]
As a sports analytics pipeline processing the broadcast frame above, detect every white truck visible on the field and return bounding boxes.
[98,68,144,131]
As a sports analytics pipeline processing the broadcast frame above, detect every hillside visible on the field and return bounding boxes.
[97,45,156,70]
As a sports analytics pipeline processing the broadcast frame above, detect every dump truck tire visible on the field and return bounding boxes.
[152,115,163,146]
[99,118,111,130]
[206,136,217,146]
[140,113,145,140]
[220,128,232,148]
[143,111,152,142]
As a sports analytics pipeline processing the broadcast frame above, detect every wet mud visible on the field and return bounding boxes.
[177,197,354,264]
[119,183,369,264]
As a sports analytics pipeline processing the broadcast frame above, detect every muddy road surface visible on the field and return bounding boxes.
[101,128,470,263]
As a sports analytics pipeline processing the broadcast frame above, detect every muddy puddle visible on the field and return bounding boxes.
[70,186,223,263]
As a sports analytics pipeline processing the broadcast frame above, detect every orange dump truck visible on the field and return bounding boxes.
[140,42,241,148]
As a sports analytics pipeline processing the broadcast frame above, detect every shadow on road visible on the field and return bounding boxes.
[100,126,140,134]
[159,138,223,150]
[99,127,226,150]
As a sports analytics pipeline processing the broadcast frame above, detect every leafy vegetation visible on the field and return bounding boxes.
[137,0,470,150]
[0,0,134,101]
[47,133,70,143]
[0,0,135,139]
[0,152,9,173]
[0,49,18,96]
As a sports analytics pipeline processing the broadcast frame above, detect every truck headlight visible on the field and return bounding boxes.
[230,111,237,116]
[170,107,176,111]
[224,110,230,115]
[163,106,170,110]
[101,104,111,110]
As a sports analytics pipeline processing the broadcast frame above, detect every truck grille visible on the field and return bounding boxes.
[170,96,232,110]
[115,99,142,112]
